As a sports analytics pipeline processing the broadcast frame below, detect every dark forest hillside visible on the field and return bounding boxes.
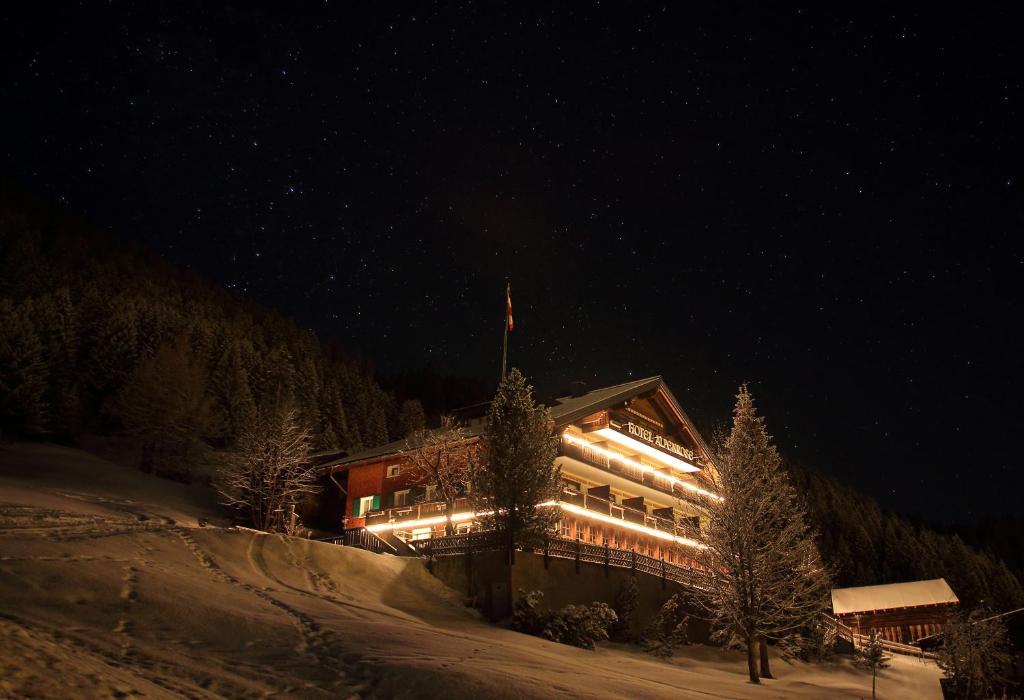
[0,197,397,470]
[1,195,1020,613]
[789,461,1024,612]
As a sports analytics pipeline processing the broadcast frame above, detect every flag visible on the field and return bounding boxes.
[506,283,514,332]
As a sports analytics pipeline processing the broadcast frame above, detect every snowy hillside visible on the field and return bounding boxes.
[0,443,942,699]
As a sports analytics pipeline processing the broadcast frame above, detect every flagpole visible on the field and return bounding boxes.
[501,282,509,379]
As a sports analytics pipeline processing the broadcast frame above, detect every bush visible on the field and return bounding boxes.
[511,589,548,636]
[511,590,618,650]
[609,577,639,642]
[643,593,690,658]
[543,603,618,650]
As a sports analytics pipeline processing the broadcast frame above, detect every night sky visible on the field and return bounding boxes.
[3,5,1022,523]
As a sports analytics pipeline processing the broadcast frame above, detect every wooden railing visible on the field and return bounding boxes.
[323,527,398,555]
[363,498,473,529]
[412,532,706,590]
[819,613,937,659]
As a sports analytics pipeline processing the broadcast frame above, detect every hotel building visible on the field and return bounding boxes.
[319,376,718,567]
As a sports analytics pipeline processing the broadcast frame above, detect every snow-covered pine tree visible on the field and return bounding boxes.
[210,339,257,443]
[0,299,48,437]
[937,609,1012,700]
[216,395,320,532]
[401,415,476,536]
[680,385,832,684]
[398,399,427,437]
[116,334,215,476]
[856,629,891,699]
[471,367,560,564]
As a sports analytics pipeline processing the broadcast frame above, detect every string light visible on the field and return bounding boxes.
[366,502,705,549]
[592,427,701,472]
[562,431,721,501]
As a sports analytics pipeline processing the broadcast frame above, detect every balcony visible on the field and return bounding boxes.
[560,433,710,505]
[363,497,473,530]
[560,487,682,535]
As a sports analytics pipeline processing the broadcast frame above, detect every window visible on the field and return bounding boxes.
[353,494,379,517]
[425,484,439,502]
[386,465,400,478]
[393,489,410,507]
[411,527,432,541]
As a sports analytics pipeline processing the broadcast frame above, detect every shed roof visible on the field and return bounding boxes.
[831,578,959,615]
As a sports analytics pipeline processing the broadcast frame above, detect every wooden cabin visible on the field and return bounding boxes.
[831,578,960,644]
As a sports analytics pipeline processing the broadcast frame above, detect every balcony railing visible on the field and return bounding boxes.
[363,491,695,541]
[560,434,706,503]
[363,497,473,529]
[560,488,684,534]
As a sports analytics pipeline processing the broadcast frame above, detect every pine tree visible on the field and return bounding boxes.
[937,609,1012,699]
[115,334,214,476]
[643,592,690,657]
[33,288,80,438]
[0,299,48,436]
[856,629,891,699]
[682,385,832,684]
[398,399,427,437]
[471,368,561,564]
[210,339,257,443]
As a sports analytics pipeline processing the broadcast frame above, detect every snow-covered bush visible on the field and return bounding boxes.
[643,593,689,658]
[543,603,618,650]
[511,589,548,636]
[609,577,639,642]
[512,590,617,650]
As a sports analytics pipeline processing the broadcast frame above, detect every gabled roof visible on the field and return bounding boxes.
[321,375,709,472]
[547,376,663,426]
[831,578,959,615]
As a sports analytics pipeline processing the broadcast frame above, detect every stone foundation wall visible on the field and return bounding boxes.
[429,548,710,642]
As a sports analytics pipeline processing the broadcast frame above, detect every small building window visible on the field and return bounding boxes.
[386,465,401,478]
[354,494,379,516]
[425,484,439,502]
[393,489,411,507]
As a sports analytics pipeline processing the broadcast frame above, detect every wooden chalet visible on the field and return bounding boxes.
[319,376,718,567]
[831,578,960,645]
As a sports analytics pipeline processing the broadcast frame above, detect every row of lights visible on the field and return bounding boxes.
[364,502,705,550]
[561,431,721,501]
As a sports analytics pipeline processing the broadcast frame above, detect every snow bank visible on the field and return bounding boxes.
[0,443,943,698]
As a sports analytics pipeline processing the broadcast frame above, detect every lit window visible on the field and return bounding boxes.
[394,489,410,507]
[355,495,378,516]
[386,465,400,478]
[411,527,432,541]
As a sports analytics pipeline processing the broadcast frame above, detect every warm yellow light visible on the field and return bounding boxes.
[539,500,705,549]
[365,510,479,533]
[562,432,721,501]
[592,427,702,473]
[366,502,704,549]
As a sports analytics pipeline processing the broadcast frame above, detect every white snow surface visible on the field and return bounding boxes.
[832,579,959,615]
[0,443,943,699]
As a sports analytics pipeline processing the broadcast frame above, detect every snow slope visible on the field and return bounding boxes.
[0,443,942,699]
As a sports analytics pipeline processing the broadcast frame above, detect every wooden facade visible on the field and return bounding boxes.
[831,578,960,645]
[320,377,717,568]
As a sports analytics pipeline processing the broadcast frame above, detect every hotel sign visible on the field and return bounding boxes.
[621,421,694,460]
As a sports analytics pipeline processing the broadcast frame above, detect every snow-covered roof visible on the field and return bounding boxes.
[831,578,959,615]
[320,375,697,472]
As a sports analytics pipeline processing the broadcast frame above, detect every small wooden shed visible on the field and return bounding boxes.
[831,578,959,644]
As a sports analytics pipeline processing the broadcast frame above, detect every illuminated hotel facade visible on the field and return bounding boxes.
[320,377,717,567]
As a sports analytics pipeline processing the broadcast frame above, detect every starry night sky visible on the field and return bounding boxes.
[3,5,1022,523]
